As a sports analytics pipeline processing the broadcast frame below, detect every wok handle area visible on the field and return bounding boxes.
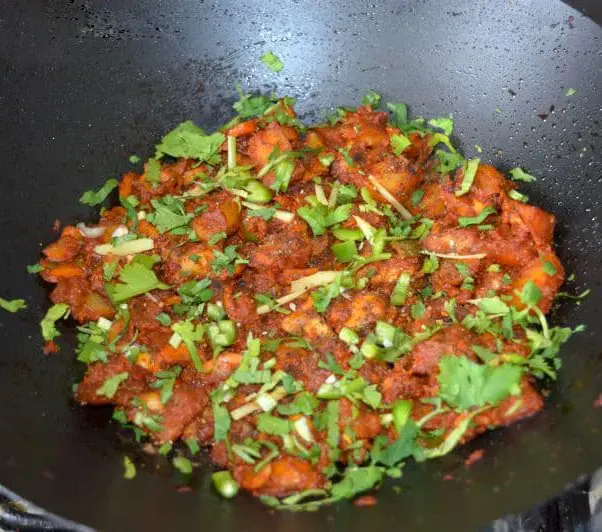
[0,495,85,531]
[0,472,600,531]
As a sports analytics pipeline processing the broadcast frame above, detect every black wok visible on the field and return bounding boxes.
[0,1,601,530]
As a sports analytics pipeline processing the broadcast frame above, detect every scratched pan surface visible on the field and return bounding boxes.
[0,1,601,530]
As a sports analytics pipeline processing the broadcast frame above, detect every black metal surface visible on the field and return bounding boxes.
[0,1,601,531]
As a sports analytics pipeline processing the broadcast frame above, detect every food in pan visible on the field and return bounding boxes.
[33,90,581,509]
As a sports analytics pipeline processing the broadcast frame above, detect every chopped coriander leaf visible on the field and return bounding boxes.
[386,102,408,128]
[158,442,173,455]
[178,278,213,304]
[155,121,225,164]
[112,409,128,425]
[411,300,426,319]
[435,149,464,174]
[257,413,291,436]
[330,465,383,500]
[509,167,536,183]
[297,205,326,236]
[277,392,319,416]
[472,345,496,363]
[338,147,355,167]
[96,372,129,399]
[312,274,342,313]
[411,189,424,206]
[172,456,193,474]
[325,203,353,226]
[232,86,275,119]
[128,154,140,164]
[133,410,163,432]
[106,262,168,304]
[254,293,289,314]
[422,253,439,274]
[566,87,577,97]
[360,321,413,362]
[331,227,363,241]
[318,352,348,376]
[455,263,470,277]
[519,280,542,307]
[362,385,382,409]
[119,195,139,232]
[146,158,161,184]
[260,51,284,73]
[102,260,118,282]
[362,90,381,107]
[471,296,509,315]
[390,272,411,306]
[271,158,295,193]
[147,195,191,233]
[156,313,172,326]
[318,153,335,167]
[186,438,200,455]
[555,288,591,301]
[150,366,182,404]
[411,218,434,240]
[390,134,411,155]
[208,231,227,245]
[418,412,478,460]
[337,184,358,204]
[428,115,454,136]
[27,263,44,274]
[212,401,231,442]
[542,260,557,276]
[123,456,136,479]
[75,322,109,364]
[211,245,248,275]
[444,298,457,322]
[80,178,119,206]
[206,303,226,321]
[455,158,480,196]
[0,296,27,313]
[339,327,360,346]
[437,355,522,410]
[41,303,70,341]
[247,207,277,220]
[428,132,455,153]
[458,206,496,227]
[373,421,419,469]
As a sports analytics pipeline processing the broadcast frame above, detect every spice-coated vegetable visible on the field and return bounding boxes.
[34,89,580,511]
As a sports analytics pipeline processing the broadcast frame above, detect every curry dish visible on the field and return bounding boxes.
[35,93,577,509]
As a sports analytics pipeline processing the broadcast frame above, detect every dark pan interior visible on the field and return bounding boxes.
[0,1,601,530]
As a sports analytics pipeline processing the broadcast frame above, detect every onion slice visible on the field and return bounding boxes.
[256,289,308,315]
[290,271,339,293]
[94,238,154,256]
[420,250,487,260]
[241,201,295,223]
[77,223,106,239]
[367,174,413,220]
